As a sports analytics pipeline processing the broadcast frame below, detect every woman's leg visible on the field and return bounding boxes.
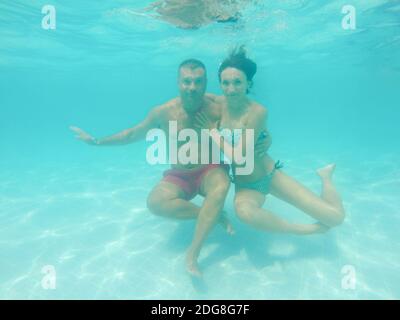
[266,158,345,228]
[234,189,328,235]
[316,164,345,213]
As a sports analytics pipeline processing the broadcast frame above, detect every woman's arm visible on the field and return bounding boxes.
[195,106,267,164]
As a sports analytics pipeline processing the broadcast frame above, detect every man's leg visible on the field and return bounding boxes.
[147,177,235,224]
[147,181,200,219]
[186,166,230,276]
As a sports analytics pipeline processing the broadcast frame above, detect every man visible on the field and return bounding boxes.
[70,59,269,276]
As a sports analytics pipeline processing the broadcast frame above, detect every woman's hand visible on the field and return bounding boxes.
[70,126,98,145]
[254,130,271,157]
[194,111,219,130]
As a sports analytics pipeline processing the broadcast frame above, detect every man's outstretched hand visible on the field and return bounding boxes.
[70,126,97,145]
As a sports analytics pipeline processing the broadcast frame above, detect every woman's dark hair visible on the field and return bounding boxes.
[218,46,257,93]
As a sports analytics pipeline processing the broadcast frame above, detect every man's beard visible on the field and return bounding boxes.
[182,93,203,111]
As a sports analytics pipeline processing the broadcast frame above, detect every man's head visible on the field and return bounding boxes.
[178,59,207,110]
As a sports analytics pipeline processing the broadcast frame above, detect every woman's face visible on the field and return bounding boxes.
[220,67,249,100]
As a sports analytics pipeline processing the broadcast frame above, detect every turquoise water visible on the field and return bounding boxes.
[1,0,399,299]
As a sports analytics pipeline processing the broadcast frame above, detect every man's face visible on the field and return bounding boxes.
[178,67,207,105]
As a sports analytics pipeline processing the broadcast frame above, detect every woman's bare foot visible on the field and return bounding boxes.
[218,211,235,235]
[316,163,336,180]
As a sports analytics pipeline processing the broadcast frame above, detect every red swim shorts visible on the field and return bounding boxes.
[162,164,229,200]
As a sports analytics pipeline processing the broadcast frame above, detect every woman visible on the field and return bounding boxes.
[195,47,345,234]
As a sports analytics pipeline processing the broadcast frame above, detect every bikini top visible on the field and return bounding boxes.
[217,127,268,164]
[218,127,242,146]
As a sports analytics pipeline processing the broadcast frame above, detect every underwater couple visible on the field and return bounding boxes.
[70,47,345,277]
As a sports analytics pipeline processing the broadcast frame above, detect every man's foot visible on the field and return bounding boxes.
[218,211,235,235]
[316,163,336,180]
[293,222,330,235]
[186,250,202,278]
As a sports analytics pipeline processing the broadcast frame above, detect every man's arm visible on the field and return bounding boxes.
[70,107,163,146]
[204,93,223,123]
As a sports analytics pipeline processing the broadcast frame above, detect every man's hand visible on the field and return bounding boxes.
[254,130,271,157]
[194,111,219,130]
[70,126,98,145]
